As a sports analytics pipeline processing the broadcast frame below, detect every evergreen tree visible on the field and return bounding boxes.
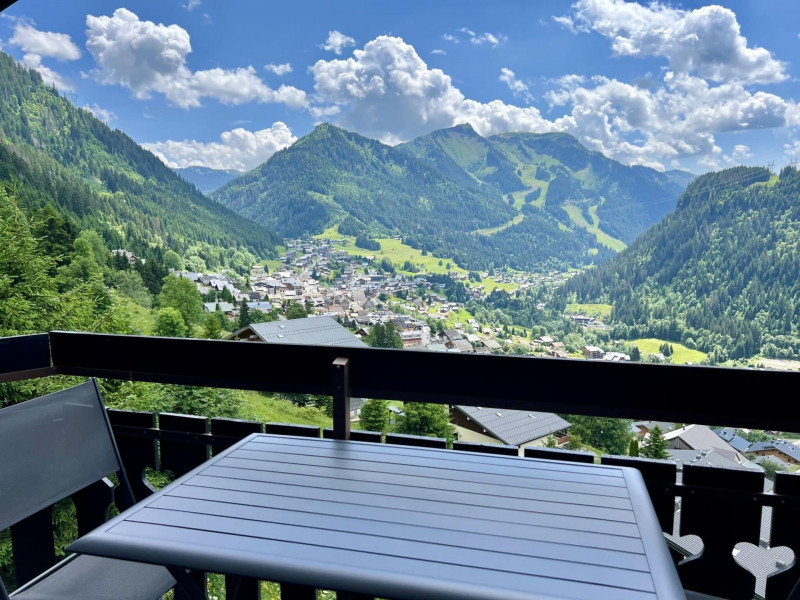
[640,425,670,459]
[629,438,639,457]
[238,299,251,329]
[359,399,389,433]
[365,322,403,348]
[203,312,223,339]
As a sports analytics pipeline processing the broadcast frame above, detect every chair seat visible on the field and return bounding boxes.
[12,554,175,600]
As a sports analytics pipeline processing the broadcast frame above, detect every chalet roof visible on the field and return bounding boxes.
[449,339,474,353]
[233,317,367,348]
[203,302,235,313]
[246,300,273,311]
[713,428,752,453]
[454,406,570,446]
[425,343,449,352]
[749,439,800,462]
[632,421,676,435]
[667,449,763,472]
[664,424,739,453]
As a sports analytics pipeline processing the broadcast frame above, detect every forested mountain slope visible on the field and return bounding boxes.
[214,123,691,271]
[563,166,800,361]
[401,124,693,246]
[0,52,280,261]
[212,123,516,240]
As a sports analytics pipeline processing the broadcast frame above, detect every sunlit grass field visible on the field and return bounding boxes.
[632,338,707,364]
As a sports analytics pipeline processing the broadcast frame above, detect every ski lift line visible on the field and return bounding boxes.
[326,164,777,231]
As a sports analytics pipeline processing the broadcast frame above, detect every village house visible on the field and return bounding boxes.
[450,406,570,455]
[582,345,605,359]
[748,440,800,465]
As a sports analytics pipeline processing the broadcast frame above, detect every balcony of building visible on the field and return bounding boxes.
[1,330,800,600]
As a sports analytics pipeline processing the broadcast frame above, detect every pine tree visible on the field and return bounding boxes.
[629,438,639,457]
[641,425,669,459]
[359,399,389,433]
[238,299,251,329]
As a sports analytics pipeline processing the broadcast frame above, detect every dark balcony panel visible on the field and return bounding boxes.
[159,413,210,478]
[211,417,263,454]
[453,441,518,455]
[385,433,446,448]
[225,574,260,600]
[109,409,159,502]
[764,472,800,599]
[10,508,55,588]
[525,447,595,463]
[323,428,382,442]
[601,455,678,533]
[264,423,321,438]
[679,463,764,599]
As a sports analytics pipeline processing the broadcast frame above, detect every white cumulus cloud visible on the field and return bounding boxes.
[322,30,356,55]
[10,23,81,60]
[562,0,787,85]
[144,122,297,171]
[310,30,798,171]
[85,9,307,109]
[499,68,532,102]
[311,35,553,144]
[265,62,292,75]
[82,103,116,123]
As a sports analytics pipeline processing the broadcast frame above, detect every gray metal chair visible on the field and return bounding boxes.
[0,379,176,599]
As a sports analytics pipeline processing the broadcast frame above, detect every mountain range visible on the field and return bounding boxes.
[212,122,692,270]
[176,166,243,194]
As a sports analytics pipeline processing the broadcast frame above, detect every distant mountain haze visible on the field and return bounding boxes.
[175,166,244,195]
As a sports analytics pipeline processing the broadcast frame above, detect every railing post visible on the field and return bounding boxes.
[332,357,350,440]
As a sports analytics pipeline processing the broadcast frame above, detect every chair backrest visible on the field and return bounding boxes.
[0,379,132,532]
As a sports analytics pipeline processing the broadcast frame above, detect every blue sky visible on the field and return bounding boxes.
[2,0,800,174]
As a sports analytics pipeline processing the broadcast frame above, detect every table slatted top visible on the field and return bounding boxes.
[70,434,684,600]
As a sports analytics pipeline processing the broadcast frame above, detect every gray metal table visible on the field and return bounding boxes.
[69,433,685,600]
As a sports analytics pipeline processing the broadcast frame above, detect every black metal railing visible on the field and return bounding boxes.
[2,330,800,599]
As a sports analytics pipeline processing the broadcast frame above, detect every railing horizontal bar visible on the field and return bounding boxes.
[110,425,248,445]
[645,481,800,508]
[37,330,800,431]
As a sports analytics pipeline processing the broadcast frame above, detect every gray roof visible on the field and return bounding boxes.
[454,406,570,446]
[713,428,751,453]
[236,317,367,347]
[246,300,273,311]
[203,301,235,312]
[666,449,763,472]
[749,439,800,462]
[632,421,676,435]
[664,424,739,453]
